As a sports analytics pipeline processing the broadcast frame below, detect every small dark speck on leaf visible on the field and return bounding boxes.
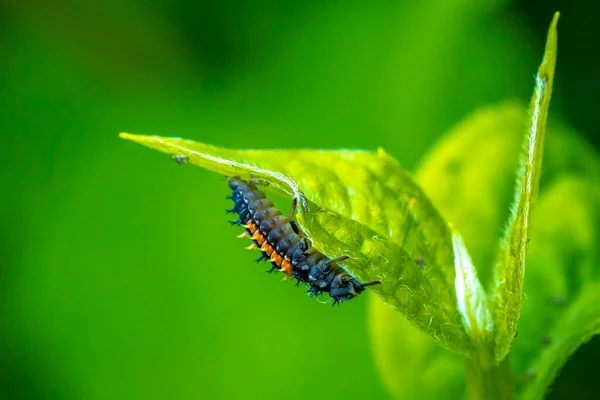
[172,154,189,165]
[415,257,426,270]
[525,369,537,380]
[554,295,567,305]
[445,159,462,174]
[539,336,551,347]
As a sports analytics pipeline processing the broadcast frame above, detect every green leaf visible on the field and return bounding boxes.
[451,229,493,364]
[491,12,559,362]
[511,175,600,399]
[397,12,599,395]
[370,101,531,396]
[368,296,465,399]
[409,106,600,398]
[539,121,600,190]
[119,133,471,353]
[520,283,600,400]
[368,103,525,400]
[416,102,524,281]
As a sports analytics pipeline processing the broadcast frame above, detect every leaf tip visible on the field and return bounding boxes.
[539,12,559,81]
[551,11,560,27]
[547,11,560,49]
[119,132,141,142]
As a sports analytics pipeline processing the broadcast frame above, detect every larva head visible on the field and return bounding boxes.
[307,255,349,295]
[330,275,382,303]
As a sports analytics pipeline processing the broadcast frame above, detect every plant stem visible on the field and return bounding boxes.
[465,355,514,400]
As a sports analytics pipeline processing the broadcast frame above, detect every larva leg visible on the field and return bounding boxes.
[292,192,309,214]
[323,255,350,268]
[288,196,298,221]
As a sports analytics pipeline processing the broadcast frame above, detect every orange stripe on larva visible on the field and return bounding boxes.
[260,242,273,253]
[247,221,258,232]
[281,259,293,275]
[245,220,293,275]
[270,252,283,265]
[251,230,265,245]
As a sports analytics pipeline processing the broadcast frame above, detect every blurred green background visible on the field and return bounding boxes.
[1,0,599,399]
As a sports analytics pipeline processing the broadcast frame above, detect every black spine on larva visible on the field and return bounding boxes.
[228,180,255,225]
[227,177,381,303]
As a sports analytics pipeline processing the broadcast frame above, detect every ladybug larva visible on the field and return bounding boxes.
[227,177,381,304]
